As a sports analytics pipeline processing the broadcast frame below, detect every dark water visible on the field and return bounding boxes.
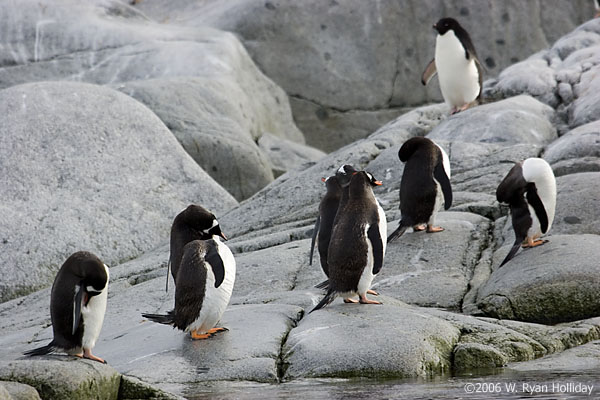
[186,369,600,399]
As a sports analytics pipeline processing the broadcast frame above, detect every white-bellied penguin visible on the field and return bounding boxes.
[311,171,387,312]
[421,17,483,114]
[24,251,109,363]
[166,204,227,291]
[388,137,452,243]
[496,158,556,267]
[143,208,236,339]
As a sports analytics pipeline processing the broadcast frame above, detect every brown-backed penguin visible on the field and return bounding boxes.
[24,251,109,363]
[143,208,236,339]
[388,137,452,243]
[422,17,483,114]
[166,205,227,291]
[311,171,387,312]
[496,158,556,267]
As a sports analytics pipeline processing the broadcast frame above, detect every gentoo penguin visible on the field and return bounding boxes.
[311,171,387,312]
[496,158,556,267]
[24,251,109,363]
[143,211,236,339]
[421,17,483,114]
[388,137,452,243]
[166,205,227,291]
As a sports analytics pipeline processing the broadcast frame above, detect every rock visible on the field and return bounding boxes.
[552,172,600,235]
[509,340,600,372]
[257,133,326,178]
[0,360,120,400]
[0,381,40,400]
[428,95,557,146]
[478,235,600,324]
[544,121,600,176]
[0,81,237,302]
[283,297,460,379]
[570,62,600,128]
[453,343,507,370]
[133,0,595,150]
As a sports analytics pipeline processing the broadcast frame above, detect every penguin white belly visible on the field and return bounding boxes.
[522,158,557,234]
[376,201,387,257]
[526,204,542,240]
[188,241,235,333]
[357,238,375,296]
[81,264,109,350]
[435,32,479,108]
[429,181,445,226]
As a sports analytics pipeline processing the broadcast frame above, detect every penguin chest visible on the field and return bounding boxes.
[435,32,479,107]
[80,266,109,350]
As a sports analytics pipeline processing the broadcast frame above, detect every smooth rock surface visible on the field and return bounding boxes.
[258,133,327,178]
[0,381,40,400]
[552,172,600,236]
[544,120,600,176]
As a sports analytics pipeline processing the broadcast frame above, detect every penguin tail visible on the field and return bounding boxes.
[142,312,174,325]
[498,237,524,268]
[23,343,55,357]
[314,279,329,290]
[310,289,337,313]
[387,221,408,243]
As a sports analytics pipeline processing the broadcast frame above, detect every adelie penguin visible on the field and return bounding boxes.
[143,205,236,339]
[311,171,387,312]
[496,158,556,267]
[422,17,483,114]
[24,251,109,363]
[388,137,452,243]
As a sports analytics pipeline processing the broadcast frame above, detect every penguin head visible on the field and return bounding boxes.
[177,205,227,240]
[322,175,342,191]
[364,171,383,187]
[335,164,358,187]
[433,17,462,36]
[68,252,108,297]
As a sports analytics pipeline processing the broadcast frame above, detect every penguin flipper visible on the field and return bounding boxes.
[72,283,85,335]
[434,159,453,210]
[387,221,408,243]
[310,289,337,313]
[205,241,225,288]
[23,343,55,357]
[526,183,549,234]
[141,312,175,325]
[499,234,526,268]
[421,59,437,85]
[367,224,385,275]
[314,279,329,290]
[309,216,320,266]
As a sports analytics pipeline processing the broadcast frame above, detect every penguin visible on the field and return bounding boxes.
[311,171,387,312]
[24,251,109,363]
[496,158,556,267]
[143,211,236,339]
[421,17,483,114]
[166,205,227,291]
[388,137,452,243]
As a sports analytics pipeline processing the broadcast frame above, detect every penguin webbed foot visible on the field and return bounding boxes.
[426,225,444,233]
[77,350,107,364]
[359,294,382,305]
[343,297,359,303]
[413,224,427,232]
[367,289,379,296]
[522,239,548,248]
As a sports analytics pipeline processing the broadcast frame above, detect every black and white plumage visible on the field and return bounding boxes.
[311,171,387,312]
[167,205,227,291]
[496,158,556,267]
[422,17,483,114]
[24,251,109,363]
[388,137,452,243]
[144,209,235,339]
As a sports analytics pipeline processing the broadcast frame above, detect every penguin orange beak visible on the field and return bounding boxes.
[219,232,228,241]
[321,177,326,182]
[374,180,382,186]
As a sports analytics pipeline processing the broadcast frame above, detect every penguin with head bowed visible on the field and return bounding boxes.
[166,204,227,291]
[24,251,109,363]
[496,158,556,267]
[143,207,236,339]
[421,17,483,114]
[311,170,387,312]
[388,137,452,243]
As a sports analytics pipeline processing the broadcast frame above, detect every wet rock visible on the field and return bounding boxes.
[453,343,507,370]
[479,235,600,324]
[0,81,237,302]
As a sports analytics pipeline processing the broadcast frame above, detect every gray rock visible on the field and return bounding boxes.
[453,343,507,370]
[479,235,600,324]
[544,121,600,176]
[0,81,237,302]
[283,297,460,379]
[0,381,40,400]
[570,62,600,128]
[509,340,600,372]
[553,172,600,235]
[258,133,326,178]
[0,360,120,400]
[428,95,557,146]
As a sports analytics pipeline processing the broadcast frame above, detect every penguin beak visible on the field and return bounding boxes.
[219,231,228,241]
[321,177,326,183]
[433,23,437,29]
[374,180,383,186]
[352,172,358,175]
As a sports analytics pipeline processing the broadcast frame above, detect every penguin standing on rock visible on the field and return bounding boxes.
[311,171,387,312]
[24,251,109,363]
[388,137,452,243]
[496,158,556,267]
[143,206,236,340]
[422,17,483,114]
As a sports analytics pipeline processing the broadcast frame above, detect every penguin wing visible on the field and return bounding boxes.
[434,157,453,210]
[205,241,225,288]
[72,282,84,335]
[421,59,437,85]
[309,216,320,266]
[496,164,526,204]
[526,182,549,233]
[367,224,384,275]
